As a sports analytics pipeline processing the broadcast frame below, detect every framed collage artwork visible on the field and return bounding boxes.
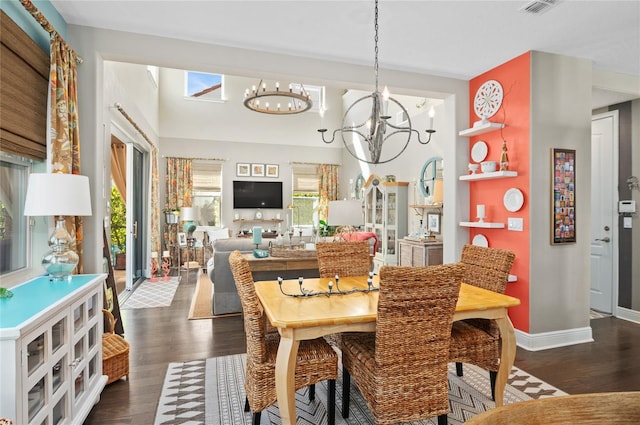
[551,148,576,244]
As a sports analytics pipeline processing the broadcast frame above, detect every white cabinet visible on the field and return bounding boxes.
[363,176,408,272]
[0,274,108,425]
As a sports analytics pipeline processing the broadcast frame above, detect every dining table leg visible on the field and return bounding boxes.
[494,313,517,407]
[275,330,300,425]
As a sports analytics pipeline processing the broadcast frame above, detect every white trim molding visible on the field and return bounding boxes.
[616,306,640,324]
[515,326,593,351]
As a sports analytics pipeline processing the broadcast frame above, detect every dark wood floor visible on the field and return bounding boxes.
[85,272,640,424]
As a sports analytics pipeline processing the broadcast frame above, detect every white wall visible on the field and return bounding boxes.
[529,52,593,334]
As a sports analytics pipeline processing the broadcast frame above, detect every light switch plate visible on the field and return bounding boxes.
[624,216,633,228]
[508,217,524,231]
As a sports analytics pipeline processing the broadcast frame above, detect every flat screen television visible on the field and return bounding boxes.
[233,180,283,209]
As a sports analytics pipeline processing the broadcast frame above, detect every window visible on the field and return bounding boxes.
[185,71,224,101]
[291,164,321,229]
[291,83,324,113]
[192,161,222,226]
[0,154,31,275]
[146,65,159,88]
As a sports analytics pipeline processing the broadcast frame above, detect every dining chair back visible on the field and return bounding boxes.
[450,244,515,399]
[315,241,371,278]
[341,263,465,425]
[463,391,640,424]
[229,250,339,425]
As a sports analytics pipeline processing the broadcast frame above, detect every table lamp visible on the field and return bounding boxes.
[181,207,196,246]
[328,200,363,235]
[24,173,92,281]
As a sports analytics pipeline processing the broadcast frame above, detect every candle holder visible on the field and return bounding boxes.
[476,204,486,223]
[150,257,158,283]
[162,255,171,281]
[277,273,378,298]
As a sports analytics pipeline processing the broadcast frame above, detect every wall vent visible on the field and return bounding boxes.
[519,0,560,15]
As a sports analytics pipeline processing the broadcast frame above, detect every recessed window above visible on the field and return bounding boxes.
[185,71,224,101]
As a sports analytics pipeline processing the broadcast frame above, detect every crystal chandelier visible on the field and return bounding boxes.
[318,0,435,164]
[244,80,312,114]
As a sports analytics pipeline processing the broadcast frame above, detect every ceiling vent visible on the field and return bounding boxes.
[520,0,560,15]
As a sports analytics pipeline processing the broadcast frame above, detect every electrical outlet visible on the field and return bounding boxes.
[508,217,524,231]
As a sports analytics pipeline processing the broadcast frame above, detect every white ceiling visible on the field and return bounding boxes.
[50,0,640,107]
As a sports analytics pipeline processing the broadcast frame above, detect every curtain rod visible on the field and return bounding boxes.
[290,161,341,166]
[162,156,227,162]
[19,0,83,64]
[113,103,156,149]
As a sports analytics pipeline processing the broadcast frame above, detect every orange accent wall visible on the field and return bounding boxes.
[468,52,530,332]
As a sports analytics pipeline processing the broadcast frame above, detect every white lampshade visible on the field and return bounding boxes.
[24,173,92,217]
[328,200,363,226]
[181,207,195,221]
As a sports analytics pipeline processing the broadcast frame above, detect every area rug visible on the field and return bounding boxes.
[188,275,242,320]
[154,353,567,425]
[120,276,181,309]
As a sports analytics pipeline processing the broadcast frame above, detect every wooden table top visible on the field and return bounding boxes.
[254,275,520,329]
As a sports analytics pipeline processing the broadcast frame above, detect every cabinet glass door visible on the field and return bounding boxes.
[27,333,45,376]
[386,192,397,226]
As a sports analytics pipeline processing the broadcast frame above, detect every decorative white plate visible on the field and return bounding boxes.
[503,188,524,212]
[472,234,489,247]
[471,141,488,163]
[474,79,504,119]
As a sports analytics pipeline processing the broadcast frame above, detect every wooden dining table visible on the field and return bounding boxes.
[254,275,521,425]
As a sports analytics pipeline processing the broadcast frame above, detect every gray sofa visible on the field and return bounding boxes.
[209,238,319,315]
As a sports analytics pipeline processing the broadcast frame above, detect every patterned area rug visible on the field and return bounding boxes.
[154,353,567,425]
[120,277,181,309]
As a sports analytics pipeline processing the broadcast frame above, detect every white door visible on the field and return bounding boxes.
[590,111,618,314]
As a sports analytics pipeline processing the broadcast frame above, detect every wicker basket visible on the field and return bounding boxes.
[102,309,130,385]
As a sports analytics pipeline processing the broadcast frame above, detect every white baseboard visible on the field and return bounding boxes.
[515,326,593,351]
[616,306,640,324]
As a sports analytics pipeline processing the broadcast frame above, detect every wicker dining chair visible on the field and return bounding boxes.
[316,241,372,348]
[341,263,465,425]
[315,241,372,278]
[228,251,339,425]
[449,244,516,400]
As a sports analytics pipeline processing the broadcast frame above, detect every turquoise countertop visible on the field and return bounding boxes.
[0,274,103,329]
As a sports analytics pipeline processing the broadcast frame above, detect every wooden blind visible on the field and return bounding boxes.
[292,164,320,193]
[0,10,49,161]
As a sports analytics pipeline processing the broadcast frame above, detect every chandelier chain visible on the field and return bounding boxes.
[374,0,379,93]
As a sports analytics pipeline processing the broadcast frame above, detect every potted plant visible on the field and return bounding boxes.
[164,208,180,224]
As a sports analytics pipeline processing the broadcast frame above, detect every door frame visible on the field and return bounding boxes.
[109,119,152,291]
[591,110,620,315]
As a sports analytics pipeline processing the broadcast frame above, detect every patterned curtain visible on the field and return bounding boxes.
[149,147,160,254]
[318,164,339,222]
[48,34,84,271]
[164,157,193,253]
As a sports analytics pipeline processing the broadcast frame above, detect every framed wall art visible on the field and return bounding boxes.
[266,164,279,178]
[236,163,250,177]
[178,232,187,247]
[251,163,265,177]
[551,148,576,244]
[427,212,441,234]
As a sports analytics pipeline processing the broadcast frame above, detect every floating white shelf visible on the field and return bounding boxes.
[459,221,505,229]
[459,171,518,181]
[459,121,505,137]
[508,274,518,282]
